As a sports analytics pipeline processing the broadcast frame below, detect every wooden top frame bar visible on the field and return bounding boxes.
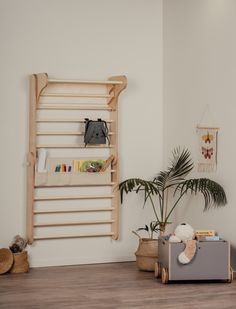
[40,93,112,98]
[48,78,123,85]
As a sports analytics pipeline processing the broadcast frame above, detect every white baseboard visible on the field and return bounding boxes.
[30,255,136,268]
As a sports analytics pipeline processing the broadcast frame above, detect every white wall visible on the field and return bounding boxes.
[163,0,236,267]
[0,0,163,267]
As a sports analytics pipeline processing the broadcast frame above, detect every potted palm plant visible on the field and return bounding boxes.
[119,148,227,271]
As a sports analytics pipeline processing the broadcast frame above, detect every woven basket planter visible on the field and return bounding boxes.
[135,238,158,272]
[0,248,14,274]
[10,251,29,274]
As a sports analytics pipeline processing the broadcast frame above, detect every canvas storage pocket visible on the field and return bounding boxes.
[35,157,111,187]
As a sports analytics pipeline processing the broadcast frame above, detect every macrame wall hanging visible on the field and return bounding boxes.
[197,126,219,172]
[197,105,219,172]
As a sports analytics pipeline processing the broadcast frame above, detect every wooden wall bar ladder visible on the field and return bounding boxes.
[27,73,127,244]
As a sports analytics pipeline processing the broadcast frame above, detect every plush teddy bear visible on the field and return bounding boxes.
[169,223,197,264]
[9,235,27,253]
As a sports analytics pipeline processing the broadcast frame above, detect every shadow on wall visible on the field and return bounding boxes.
[231,245,236,271]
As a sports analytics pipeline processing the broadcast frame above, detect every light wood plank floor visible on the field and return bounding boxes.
[0,262,236,309]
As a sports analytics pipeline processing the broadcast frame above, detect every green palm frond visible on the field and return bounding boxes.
[119,178,159,204]
[175,178,227,210]
[119,147,227,236]
[153,148,194,190]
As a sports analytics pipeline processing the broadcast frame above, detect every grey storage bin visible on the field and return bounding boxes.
[156,236,232,284]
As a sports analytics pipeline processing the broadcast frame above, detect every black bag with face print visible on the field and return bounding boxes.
[84,118,110,146]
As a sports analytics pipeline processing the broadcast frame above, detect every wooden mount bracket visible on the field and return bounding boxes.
[111,155,118,167]
[100,155,115,172]
[108,75,127,110]
[33,73,48,103]
[112,233,119,241]
[27,152,36,167]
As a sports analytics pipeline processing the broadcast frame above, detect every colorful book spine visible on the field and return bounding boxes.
[205,236,220,241]
[73,160,80,172]
[55,164,73,172]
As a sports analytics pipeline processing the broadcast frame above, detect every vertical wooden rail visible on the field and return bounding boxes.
[108,76,127,240]
[27,73,48,244]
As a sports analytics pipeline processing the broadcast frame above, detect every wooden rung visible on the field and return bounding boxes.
[36,118,114,123]
[35,183,116,188]
[37,104,112,111]
[34,195,115,201]
[37,131,84,136]
[34,232,114,240]
[48,79,123,85]
[34,220,114,227]
[34,207,115,214]
[36,144,114,149]
[36,131,114,136]
[40,93,111,98]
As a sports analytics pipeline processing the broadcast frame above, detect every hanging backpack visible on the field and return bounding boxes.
[84,118,110,146]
